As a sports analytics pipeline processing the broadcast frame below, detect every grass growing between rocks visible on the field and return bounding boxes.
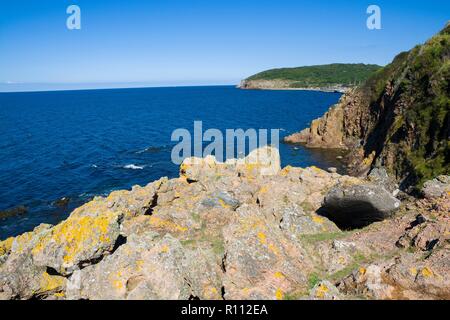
[299,231,351,244]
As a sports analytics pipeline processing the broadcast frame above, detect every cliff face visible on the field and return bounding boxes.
[239,79,350,93]
[285,24,450,190]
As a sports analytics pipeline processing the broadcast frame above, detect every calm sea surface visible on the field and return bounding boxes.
[0,85,344,239]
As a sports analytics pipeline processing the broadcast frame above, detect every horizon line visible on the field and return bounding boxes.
[0,82,240,94]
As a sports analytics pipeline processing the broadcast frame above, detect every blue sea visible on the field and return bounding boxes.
[0,85,343,239]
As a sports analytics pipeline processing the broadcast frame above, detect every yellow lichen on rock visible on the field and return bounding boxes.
[258,186,269,194]
[0,237,14,256]
[312,215,324,224]
[315,283,329,298]
[275,288,283,300]
[148,216,188,233]
[421,267,434,277]
[280,166,292,177]
[39,272,66,293]
[257,232,267,245]
[218,199,231,209]
[362,151,376,167]
[33,211,117,264]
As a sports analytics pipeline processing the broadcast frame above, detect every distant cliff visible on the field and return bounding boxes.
[285,24,450,190]
[240,63,382,92]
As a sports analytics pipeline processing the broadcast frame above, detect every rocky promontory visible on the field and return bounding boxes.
[1,147,449,300]
[240,64,381,92]
[284,24,450,190]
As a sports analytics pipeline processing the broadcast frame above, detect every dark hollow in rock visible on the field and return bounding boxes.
[319,183,401,229]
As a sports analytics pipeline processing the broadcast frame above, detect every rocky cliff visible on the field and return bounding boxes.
[285,24,450,190]
[240,64,381,92]
[239,79,350,93]
[1,147,449,300]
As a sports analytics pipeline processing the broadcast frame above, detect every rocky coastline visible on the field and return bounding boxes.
[1,146,449,300]
[238,79,350,93]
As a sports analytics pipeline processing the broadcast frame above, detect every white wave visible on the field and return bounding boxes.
[124,164,145,170]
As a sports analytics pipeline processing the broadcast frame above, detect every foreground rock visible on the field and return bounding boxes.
[321,183,401,229]
[0,147,448,300]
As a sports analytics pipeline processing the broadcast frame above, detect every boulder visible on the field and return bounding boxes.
[367,167,399,194]
[321,183,401,229]
[31,200,123,275]
[180,146,281,182]
[421,175,450,199]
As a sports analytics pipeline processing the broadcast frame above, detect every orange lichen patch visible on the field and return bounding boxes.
[54,292,65,298]
[275,288,283,300]
[0,237,14,256]
[274,272,285,279]
[280,166,292,177]
[315,283,329,298]
[359,267,367,275]
[312,215,324,224]
[409,267,418,277]
[39,272,65,293]
[160,245,170,253]
[338,256,346,264]
[148,216,188,233]
[257,232,267,245]
[421,267,434,277]
[32,210,118,265]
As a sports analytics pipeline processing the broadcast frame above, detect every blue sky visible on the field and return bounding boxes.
[0,0,449,91]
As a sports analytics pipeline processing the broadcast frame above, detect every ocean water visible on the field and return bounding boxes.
[0,85,344,239]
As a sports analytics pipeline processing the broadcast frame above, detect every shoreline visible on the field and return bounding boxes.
[237,85,350,94]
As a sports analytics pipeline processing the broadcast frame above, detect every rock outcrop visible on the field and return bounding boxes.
[1,147,449,300]
[284,24,450,190]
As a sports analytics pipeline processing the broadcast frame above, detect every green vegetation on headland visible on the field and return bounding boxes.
[285,23,450,190]
[242,63,382,89]
[351,24,450,187]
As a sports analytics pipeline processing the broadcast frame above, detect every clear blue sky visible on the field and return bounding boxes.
[0,0,449,91]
